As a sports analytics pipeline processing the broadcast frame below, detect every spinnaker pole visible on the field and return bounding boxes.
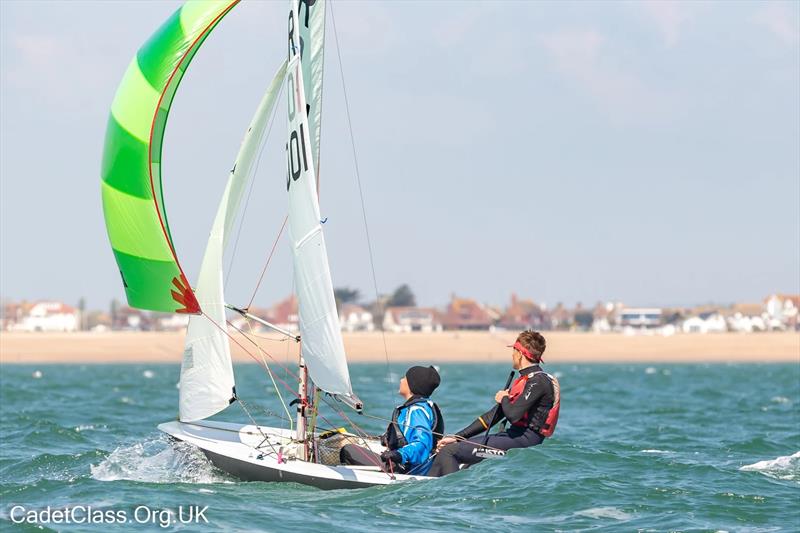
[226,305,300,341]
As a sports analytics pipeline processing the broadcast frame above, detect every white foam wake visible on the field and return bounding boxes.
[740,451,800,481]
[91,435,230,484]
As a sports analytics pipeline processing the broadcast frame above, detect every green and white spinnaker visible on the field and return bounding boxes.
[100,1,239,314]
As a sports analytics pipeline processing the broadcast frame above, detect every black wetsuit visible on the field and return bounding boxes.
[428,365,554,477]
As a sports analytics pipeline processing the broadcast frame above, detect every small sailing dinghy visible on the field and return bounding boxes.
[100,0,431,489]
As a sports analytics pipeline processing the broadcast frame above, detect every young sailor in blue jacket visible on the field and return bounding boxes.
[340,366,444,475]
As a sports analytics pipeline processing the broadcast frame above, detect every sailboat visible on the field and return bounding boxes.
[100,0,431,489]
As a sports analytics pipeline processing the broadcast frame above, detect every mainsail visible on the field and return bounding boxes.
[179,62,287,422]
[100,1,239,313]
[286,1,355,401]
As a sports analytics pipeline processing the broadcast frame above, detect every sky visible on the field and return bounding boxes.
[1,0,798,312]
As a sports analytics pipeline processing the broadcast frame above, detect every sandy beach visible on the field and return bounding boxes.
[0,330,797,364]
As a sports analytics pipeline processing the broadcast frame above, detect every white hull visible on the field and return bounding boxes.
[158,420,431,489]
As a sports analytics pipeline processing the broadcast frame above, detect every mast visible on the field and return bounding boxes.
[296,355,309,456]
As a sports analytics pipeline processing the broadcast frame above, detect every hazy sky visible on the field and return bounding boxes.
[1,1,798,312]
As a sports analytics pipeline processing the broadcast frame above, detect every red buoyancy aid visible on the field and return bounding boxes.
[508,370,560,437]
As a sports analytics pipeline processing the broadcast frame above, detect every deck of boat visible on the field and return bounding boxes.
[158,420,431,489]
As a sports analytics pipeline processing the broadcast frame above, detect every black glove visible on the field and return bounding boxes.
[380,450,402,464]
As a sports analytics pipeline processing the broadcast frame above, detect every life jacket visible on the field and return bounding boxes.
[383,397,444,450]
[508,370,560,438]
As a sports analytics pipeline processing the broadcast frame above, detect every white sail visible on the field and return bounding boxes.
[179,61,288,422]
[286,2,354,400]
[298,0,325,170]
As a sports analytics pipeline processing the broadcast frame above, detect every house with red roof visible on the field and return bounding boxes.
[442,295,494,331]
[497,294,549,330]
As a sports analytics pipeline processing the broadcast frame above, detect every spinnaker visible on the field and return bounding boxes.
[101,1,239,314]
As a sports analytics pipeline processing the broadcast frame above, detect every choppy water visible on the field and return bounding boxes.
[1,363,799,532]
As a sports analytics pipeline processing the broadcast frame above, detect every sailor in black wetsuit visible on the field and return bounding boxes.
[428,330,560,477]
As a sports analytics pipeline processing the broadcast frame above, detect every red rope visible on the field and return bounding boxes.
[246,215,288,309]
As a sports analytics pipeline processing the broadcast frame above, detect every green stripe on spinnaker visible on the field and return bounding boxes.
[137,9,187,90]
[110,59,160,143]
[101,181,174,261]
[100,0,240,313]
[101,116,151,199]
[112,250,184,313]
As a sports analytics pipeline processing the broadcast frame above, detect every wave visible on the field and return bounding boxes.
[575,507,633,520]
[90,435,231,484]
[740,451,800,481]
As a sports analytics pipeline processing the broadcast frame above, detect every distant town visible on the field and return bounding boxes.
[1,285,798,335]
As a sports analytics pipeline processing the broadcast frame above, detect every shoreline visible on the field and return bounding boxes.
[1,331,798,364]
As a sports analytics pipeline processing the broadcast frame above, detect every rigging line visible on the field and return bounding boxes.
[226,318,300,381]
[225,316,357,448]
[359,412,508,454]
[183,418,342,438]
[234,331,291,342]
[224,80,286,290]
[244,316,294,431]
[319,394,371,441]
[224,319,301,395]
[197,309,300,399]
[245,214,288,309]
[318,409,393,474]
[318,395,392,475]
[329,0,393,408]
[314,0,327,196]
[237,396,281,456]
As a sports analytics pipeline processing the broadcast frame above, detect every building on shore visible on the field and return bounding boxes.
[591,302,622,333]
[7,301,80,332]
[112,306,152,331]
[442,295,494,331]
[549,303,574,330]
[764,294,800,330]
[383,306,443,333]
[496,294,550,330]
[157,314,191,332]
[1,301,28,331]
[340,304,374,332]
[681,311,727,334]
[719,303,766,333]
[619,307,665,334]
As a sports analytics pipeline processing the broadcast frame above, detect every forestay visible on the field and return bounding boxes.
[180,62,287,422]
[286,1,354,401]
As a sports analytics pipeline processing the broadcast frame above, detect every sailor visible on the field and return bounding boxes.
[340,365,443,475]
[428,330,560,477]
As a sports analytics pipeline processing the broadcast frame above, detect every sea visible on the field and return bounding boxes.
[1,362,798,532]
